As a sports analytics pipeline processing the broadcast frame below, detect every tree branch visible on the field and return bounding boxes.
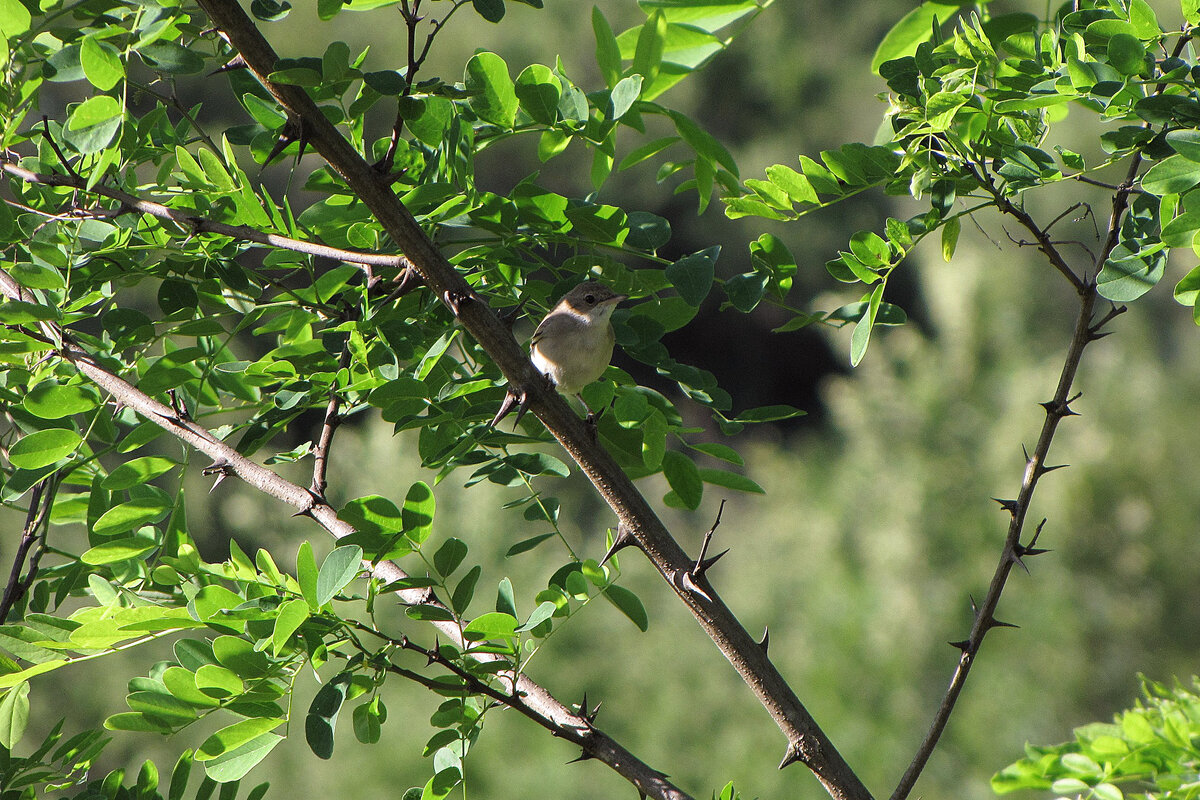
[191,3,871,797]
[890,181,1137,800]
[0,267,692,800]
[0,158,408,271]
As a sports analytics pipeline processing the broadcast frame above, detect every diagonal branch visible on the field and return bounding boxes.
[191,3,872,797]
[0,268,692,800]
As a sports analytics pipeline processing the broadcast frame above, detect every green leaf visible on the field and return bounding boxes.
[592,6,622,87]
[403,482,435,543]
[297,541,319,610]
[698,468,764,494]
[688,442,744,465]
[102,456,178,490]
[9,429,81,469]
[306,674,350,759]
[82,536,158,565]
[1097,245,1166,301]
[603,584,648,631]
[316,545,363,606]
[197,719,283,762]
[471,0,504,22]
[609,74,642,120]
[451,565,481,614]
[202,733,282,783]
[433,538,468,578]
[67,95,122,129]
[462,612,517,641]
[81,36,123,91]
[1174,264,1200,306]
[93,498,171,537]
[661,451,703,509]
[1162,212,1200,248]
[632,10,667,83]
[1141,155,1200,195]
[514,64,560,125]
[0,682,30,749]
[22,383,99,419]
[765,164,818,204]
[271,598,309,655]
[517,601,557,632]
[0,0,31,38]
[665,247,718,306]
[465,51,518,127]
[941,216,961,262]
[1107,33,1145,75]
[872,2,961,74]
[619,136,679,170]
[850,283,885,367]
[505,533,556,557]
[1166,129,1200,162]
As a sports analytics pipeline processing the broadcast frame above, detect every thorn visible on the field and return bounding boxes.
[677,569,714,604]
[1089,329,1113,341]
[443,288,472,314]
[988,617,1019,631]
[758,626,769,654]
[693,549,729,578]
[498,298,528,331]
[208,54,247,76]
[600,524,639,565]
[778,742,803,770]
[262,114,307,167]
[167,389,191,422]
[575,692,602,726]
[489,389,520,428]
[202,460,233,493]
[993,498,1019,515]
[566,749,593,765]
[949,639,972,652]
[1040,463,1069,474]
[969,594,979,618]
[426,637,439,666]
[1021,443,1030,463]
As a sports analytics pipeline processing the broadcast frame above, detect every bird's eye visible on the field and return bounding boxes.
[584,294,596,304]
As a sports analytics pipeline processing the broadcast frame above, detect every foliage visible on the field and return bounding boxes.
[3,0,1200,799]
[0,0,784,795]
[725,0,1200,363]
[993,677,1200,800]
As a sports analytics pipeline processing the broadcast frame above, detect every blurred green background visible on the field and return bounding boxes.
[8,1,1200,799]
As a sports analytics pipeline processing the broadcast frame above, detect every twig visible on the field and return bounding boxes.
[0,473,60,623]
[310,342,353,498]
[0,266,691,800]
[0,157,409,272]
[191,4,874,797]
[351,622,683,795]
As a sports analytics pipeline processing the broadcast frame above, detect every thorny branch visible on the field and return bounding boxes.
[0,267,694,800]
[889,159,1142,800]
[192,3,873,798]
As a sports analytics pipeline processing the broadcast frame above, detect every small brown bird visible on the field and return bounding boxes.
[530,281,626,411]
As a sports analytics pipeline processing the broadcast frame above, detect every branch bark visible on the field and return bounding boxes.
[0,268,693,800]
[190,3,871,797]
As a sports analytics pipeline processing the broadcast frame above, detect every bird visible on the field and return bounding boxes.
[530,281,627,418]
[488,281,627,429]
